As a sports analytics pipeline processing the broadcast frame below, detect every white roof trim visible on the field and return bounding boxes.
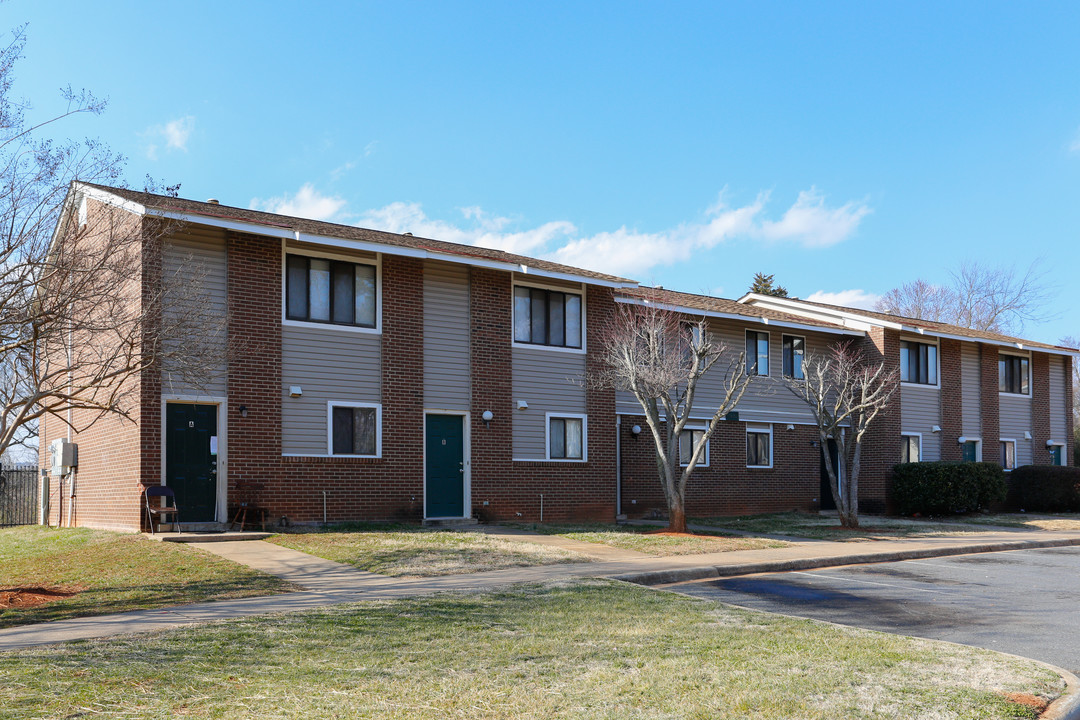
[613,295,862,337]
[72,184,637,289]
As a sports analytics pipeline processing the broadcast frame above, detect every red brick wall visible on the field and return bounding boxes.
[467,273,617,522]
[618,415,822,517]
[40,200,147,531]
[1067,356,1075,466]
[979,343,1000,463]
[939,338,963,462]
[1031,352,1052,465]
[857,327,900,513]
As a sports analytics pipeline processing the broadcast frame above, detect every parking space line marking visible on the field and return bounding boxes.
[791,571,951,595]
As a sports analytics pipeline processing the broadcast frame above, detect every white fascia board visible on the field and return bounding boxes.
[740,292,899,331]
[913,328,1079,358]
[78,184,148,216]
[613,296,863,337]
[295,232,638,288]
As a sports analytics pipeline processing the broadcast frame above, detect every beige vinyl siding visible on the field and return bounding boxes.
[960,343,981,438]
[1050,355,1068,442]
[999,394,1032,466]
[512,347,586,459]
[513,272,582,292]
[281,325,381,455]
[423,261,470,411]
[618,321,844,425]
[901,384,941,461]
[161,225,228,397]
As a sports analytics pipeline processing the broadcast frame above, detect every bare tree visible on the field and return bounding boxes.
[876,261,1055,335]
[1062,336,1080,463]
[0,23,225,461]
[785,342,899,528]
[591,296,753,533]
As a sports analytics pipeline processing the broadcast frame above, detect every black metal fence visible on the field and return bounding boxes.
[0,466,39,527]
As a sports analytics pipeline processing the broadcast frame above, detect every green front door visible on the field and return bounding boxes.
[1051,445,1063,466]
[165,403,218,522]
[962,441,978,462]
[426,414,465,518]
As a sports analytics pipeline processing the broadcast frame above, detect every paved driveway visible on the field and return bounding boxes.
[669,546,1080,673]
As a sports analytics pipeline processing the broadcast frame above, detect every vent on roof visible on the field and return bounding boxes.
[403,232,413,236]
[207,198,220,205]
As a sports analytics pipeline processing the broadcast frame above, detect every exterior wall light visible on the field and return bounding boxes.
[482,410,493,427]
[631,425,642,435]
[238,405,248,418]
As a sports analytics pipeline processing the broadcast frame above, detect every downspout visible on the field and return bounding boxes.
[615,415,622,519]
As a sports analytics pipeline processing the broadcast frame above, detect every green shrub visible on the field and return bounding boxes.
[1011,464,1080,512]
[891,462,1007,516]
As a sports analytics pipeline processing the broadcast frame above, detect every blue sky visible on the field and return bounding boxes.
[9,1,1080,344]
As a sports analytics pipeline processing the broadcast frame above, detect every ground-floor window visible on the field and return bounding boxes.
[548,414,586,461]
[679,427,709,467]
[329,402,380,456]
[900,434,921,463]
[746,423,772,468]
[1000,439,1016,470]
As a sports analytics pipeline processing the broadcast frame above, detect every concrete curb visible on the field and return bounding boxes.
[1037,666,1080,720]
[610,536,1080,586]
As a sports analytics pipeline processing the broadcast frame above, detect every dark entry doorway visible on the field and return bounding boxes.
[819,439,840,511]
[165,403,219,522]
[425,414,465,518]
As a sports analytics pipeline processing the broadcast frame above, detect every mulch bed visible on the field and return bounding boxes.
[0,586,78,609]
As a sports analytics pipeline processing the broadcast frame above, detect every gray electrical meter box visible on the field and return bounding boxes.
[49,439,78,476]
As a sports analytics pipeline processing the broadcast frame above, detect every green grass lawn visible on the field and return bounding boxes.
[693,511,994,541]
[0,580,1060,719]
[0,526,292,629]
[266,523,589,576]
[513,522,789,555]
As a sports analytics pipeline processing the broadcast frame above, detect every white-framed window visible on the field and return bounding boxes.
[546,413,587,461]
[746,423,773,468]
[327,402,381,457]
[900,340,938,386]
[746,330,770,376]
[900,433,921,463]
[1000,439,1016,470]
[782,335,805,380]
[513,281,584,351]
[679,426,709,467]
[283,247,380,333]
[998,354,1030,396]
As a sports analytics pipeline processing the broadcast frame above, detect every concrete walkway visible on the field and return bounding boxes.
[6,526,1080,652]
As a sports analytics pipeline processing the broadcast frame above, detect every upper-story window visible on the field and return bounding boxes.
[514,286,582,348]
[900,340,937,385]
[782,335,805,380]
[999,354,1029,395]
[745,330,770,376]
[286,254,377,328]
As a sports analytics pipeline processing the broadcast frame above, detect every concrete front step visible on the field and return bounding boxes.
[147,531,273,543]
[423,517,479,528]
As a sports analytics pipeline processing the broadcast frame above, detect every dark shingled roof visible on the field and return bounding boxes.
[782,297,1076,353]
[81,183,637,286]
[619,286,855,333]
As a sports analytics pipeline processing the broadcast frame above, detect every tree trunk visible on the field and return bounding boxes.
[668,497,688,534]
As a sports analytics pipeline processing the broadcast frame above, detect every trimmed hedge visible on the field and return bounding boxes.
[1010,465,1080,512]
[892,462,1007,516]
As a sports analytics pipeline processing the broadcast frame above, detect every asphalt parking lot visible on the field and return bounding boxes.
[669,546,1080,673]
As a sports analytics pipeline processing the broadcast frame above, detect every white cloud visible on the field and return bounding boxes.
[758,188,871,248]
[247,185,871,280]
[143,116,195,160]
[804,289,881,310]
[250,184,347,221]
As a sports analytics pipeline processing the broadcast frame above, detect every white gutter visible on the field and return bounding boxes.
[77,184,638,290]
[740,291,1079,358]
[613,296,863,337]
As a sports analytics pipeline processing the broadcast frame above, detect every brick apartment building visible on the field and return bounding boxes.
[40,183,1076,531]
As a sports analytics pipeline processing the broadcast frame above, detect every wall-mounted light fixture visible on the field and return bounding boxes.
[1046,439,1057,447]
[931,425,941,433]
[238,405,248,418]
[809,440,820,448]
[786,424,795,431]
[958,436,967,444]
[482,410,494,427]
[1024,431,1033,440]
[517,400,529,410]
[631,425,642,436]
[289,386,303,398]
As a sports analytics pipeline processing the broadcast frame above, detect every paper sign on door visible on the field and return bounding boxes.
[210,436,218,455]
